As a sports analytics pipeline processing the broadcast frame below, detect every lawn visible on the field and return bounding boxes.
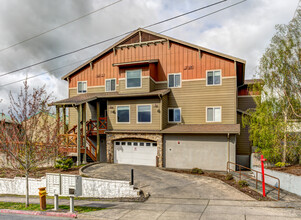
[0,201,105,213]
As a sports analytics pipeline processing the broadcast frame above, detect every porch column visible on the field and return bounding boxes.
[77,104,82,166]
[56,105,60,135]
[82,103,87,164]
[55,105,60,161]
[62,106,67,134]
[96,101,100,161]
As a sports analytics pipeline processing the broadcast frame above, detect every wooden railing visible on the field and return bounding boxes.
[68,117,107,135]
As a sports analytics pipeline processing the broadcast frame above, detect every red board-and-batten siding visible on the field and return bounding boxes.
[69,41,236,88]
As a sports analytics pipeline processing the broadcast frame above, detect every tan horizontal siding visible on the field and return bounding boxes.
[162,94,168,129]
[166,78,236,124]
[236,113,252,155]
[119,78,150,94]
[107,98,160,130]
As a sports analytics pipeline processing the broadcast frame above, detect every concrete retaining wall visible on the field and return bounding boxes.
[0,176,139,198]
[252,166,301,197]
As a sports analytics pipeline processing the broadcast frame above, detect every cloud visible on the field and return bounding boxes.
[0,0,298,111]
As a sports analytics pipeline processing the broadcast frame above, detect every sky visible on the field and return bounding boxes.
[0,0,299,112]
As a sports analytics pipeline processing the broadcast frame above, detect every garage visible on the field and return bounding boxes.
[164,134,236,171]
[114,140,157,166]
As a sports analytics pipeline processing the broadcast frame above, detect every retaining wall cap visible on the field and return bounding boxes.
[0,209,77,218]
[79,162,102,175]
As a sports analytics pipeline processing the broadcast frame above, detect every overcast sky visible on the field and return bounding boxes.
[0,0,299,112]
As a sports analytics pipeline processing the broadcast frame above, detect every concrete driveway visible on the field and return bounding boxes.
[83,163,253,201]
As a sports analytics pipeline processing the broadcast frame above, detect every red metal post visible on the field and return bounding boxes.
[260,154,267,197]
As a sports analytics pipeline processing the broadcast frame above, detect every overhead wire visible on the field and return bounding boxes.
[0,0,123,53]
[0,0,227,78]
[0,0,248,87]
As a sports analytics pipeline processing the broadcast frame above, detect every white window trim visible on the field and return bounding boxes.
[77,81,87,94]
[168,107,181,123]
[116,105,130,124]
[167,73,182,88]
[206,106,222,123]
[105,78,116,92]
[136,104,152,124]
[125,69,142,89]
[206,69,222,86]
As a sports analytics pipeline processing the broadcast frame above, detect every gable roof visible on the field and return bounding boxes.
[62,28,246,81]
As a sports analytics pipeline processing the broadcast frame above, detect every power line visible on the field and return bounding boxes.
[0,0,122,53]
[0,57,93,87]
[1,0,246,87]
[0,0,226,78]
[160,0,247,33]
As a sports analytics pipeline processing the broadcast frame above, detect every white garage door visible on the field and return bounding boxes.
[114,141,157,166]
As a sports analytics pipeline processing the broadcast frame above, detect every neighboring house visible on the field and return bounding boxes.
[53,28,255,171]
[25,111,68,142]
[237,79,261,167]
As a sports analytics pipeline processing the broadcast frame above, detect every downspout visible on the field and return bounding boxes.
[227,133,230,171]
[158,94,163,131]
[158,94,163,168]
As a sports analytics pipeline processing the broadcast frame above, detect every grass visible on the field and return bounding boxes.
[0,201,105,213]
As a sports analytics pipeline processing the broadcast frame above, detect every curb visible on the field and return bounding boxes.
[79,162,101,176]
[0,209,77,218]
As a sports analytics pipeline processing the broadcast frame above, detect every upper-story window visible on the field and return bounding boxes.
[207,70,221,85]
[168,73,181,88]
[105,79,116,92]
[137,105,151,123]
[126,69,141,88]
[168,108,181,123]
[117,106,130,123]
[77,81,87,94]
[206,107,221,122]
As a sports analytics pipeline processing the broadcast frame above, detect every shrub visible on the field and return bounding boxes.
[238,180,249,187]
[55,158,73,171]
[191,168,204,174]
[275,162,286,167]
[225,173,233,180]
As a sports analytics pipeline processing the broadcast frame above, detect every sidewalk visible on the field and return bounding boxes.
[1,196,301,219]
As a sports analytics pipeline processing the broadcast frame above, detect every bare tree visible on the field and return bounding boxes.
[0,80,60,207]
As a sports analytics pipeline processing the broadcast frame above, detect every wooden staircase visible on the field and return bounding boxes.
[58,117,107,162]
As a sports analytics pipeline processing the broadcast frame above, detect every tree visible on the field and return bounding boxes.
[259,9,301,118]
[243,9,301,164]
[0,80,60,207]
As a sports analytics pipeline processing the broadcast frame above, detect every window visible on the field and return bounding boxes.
[105,79,116,92]
[207,70,221,85]
[126,70,141,88]
[207,107,221,122]
[139,142,144,146]
[117,106,130,123]
[146,143,151,146]
[152,143,157,147]
[168,108,181,123]
[121,142,126,145]
[137,105,151,123]
[168,73,181,88]
[133,142,138,146]
[127,142,132,146]
[115,142,120,145]
[77,81,87,93]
